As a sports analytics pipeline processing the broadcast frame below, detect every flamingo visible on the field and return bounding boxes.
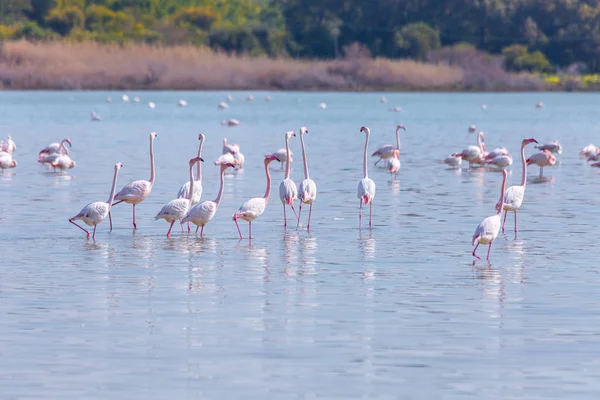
[214,152,236,167]
[496,138,538,234]
[484,146,509,160]
[39,138,71,161]
[485,154,513,170]
[182,162,235,236]
[472,169,508,261]
[1,135,16,154]
[221,119,240,127]
[279,131,298,227]
[218,102,229,109]
[178,99,188,107]
[452,131,486,167]
[69,162,123,240]
[222,138,240,155]
[527,149,556,178]
[386,149,401,178]
[91,111,102,121]
[233,151,245,168]
[580,144,598,157]
[591,161,600,168]
[535,140,562,154]
[0,152,17,171]
[155,157,203,237]
[177,134,204,206]
[46,154,76,173]
[439,154,462,168]
[468,125,477,133]
[296,127,317,230]
[372,124,406,166]
[233,154,280,239]
[110,132,157,230]
[148,101,156,109]
[270,147,292,170]
[358,126,376,229]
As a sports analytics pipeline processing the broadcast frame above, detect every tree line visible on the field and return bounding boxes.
[0,0,598,73]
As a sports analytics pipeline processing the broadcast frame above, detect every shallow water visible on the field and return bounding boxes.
[1,91,600,399]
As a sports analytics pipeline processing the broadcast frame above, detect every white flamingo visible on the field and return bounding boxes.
[221,119,240,127]
[91,111,102,121]
[535,140,562,154]
[439,154,462,168]
[358,126,376,229]
[386,149,401,178]
[272,147,292,169]
[182,162,235,236]
[484,146,509,160]
[0,152,17,171]
[279,131,298,227]
[69,162,123,240]
[39,138,71,161]
[485,154,513,170]
[580,144,598,157]
[110,132,157,230]
[452,131,486,167]
[155,157,203,237]
[41,154,76,173]
[1,135,16,153]
[371,124,405,166]
[222,138,240,154]
[296,127,317,230]
[177,134,205,206]
[496,138,538,234]
[472,169,508,261]
[233,154,281,239]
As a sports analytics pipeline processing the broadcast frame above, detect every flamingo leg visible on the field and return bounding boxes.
[166,221,175,237]
[369,202,373,229]
[69,218,90,239]
[514,211,518,234]
[297,204,303,229]
[486,242,493,261]
[472,242,481,259]
[290,203,298,219]
[539,167,543,178]
[502,210,508,233]
[200,225,205,237]
[234,217,243,239]
[283,204,287,227]
[187,222,191,232]
[112,200,123,206]
[132,204,137,230]
[359,199,363,229]
[195,225,200,234]
[92,225,97,240]
[374,158,381,166]
[180,221,185,233]
[308,203,313,231]
[249,221,252,239]
[108,211,113,231]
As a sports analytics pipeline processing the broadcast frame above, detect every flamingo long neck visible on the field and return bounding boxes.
[214,167,226,205]
[187,162,195,205]
[395,127,401,150]
[197,138,204,182]
[263,160,272,201]
[149,136,155,185]
[520,143,528,188]
[497,173,507,216]
[60,140,69,154]
[106,167,121,206]
[285,135,292,179]
[477,134,485,153]
[363,130,369,178]
[300,132,309,180]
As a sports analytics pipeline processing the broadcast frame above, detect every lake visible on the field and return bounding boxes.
[1,91,600,399]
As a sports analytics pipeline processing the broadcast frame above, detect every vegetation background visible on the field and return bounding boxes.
[0,0,598,90]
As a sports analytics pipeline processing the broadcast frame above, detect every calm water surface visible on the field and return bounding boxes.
[1,91,600,399]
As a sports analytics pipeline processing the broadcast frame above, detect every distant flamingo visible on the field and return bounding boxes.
[580,144,598,157]
[279,131,298,227]
[372,124,405,166]
[439,154,462,168]
[485,153,513,170]
[39,138,71,161]
[221,119,240,127]
[386,149,401,178]
[535,140,562,154]
[155,157,203,237]
[270,147,292,169]
[69,162,123,240]
[468,125,477,133]
[472,169,508,261]
[297,127,317,230]
[484,146,509,160]
[496,138,538,234]
[0,152,17,171]
[47,154,76,173]
[177,134,204,206]
[222,138,240,154]
[91,111,102,121]
[527,149,556,178]
[358,126,376,229]
[452,131,486,167]
[1,135,16,154]
[182,162,235,236]
[110,132,157,230]
[233,154,280,239]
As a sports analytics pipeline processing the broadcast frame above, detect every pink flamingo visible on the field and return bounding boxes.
[439,154,462,168]
[386,149,401,179]
[182,162,236,236]
[0,135,16,154]
[233,154,280,239]
[580,144,598,157]
[110,132,157,230]
[0,152,17,171]
[496,138,538,234]
[485,153,512,170]
[222,138,240,154]
[155,157,203,237]
[279,131,298,227]
[526,149,556,178]
[372,124,405,166]
[472,169,508,261]
[69,162,123,240]
[591,161,600,168]
[297,127,317,230]
[452,131,486,167]
[358,126,376,229]
[39,138,71,161]
[484,146,509,160]
[177,134,204,206]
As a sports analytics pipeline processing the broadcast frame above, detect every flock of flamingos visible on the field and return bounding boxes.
[2,107,600,261]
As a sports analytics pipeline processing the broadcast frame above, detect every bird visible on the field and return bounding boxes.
[177,134,205,207]
[358,126,376,229]
[69,162,123,240]
[1,135,16,154]
[389,106,402,112]
[279,131,298,227]
[580,144,598,157]
[122,95,130,102]
[182,162,236,236]
[527,149,556,178]
[218,101,229,109]
[222,138,240,155]
[214,152,236,167]
[221,119,240,127]
[319,102,327,109]
[148,101,156,109]
[536,101,544,109]
[386,149,401,179]
[178,99,188,107]
[484,146,510,160]
[133,96,140,103]
[0,152,17,171]
[296,127,317,230]
[270,147,293,170]
[472,169,508,261]
[233,154,281,239]
[46,154,76,173]
[468,125,477,133]
[247,95,255,101]
[496,138,538,234]
[485,153,513,170]
[535,140,562,154]
[452,131,486,167]
[39,138,71,161]
[439,154,462,168]
[380,97,387,103]
[91,111,102,121]
[106,97,112,103]
[481,104,487,110]
[155,157,203,237]
[372,124,406,166]
[110,132,157,230]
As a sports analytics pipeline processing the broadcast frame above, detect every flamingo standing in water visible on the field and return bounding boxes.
[452,131,486,167]
[372,124,405,166]
[297,127,317,230]
[580,144,598,157]
[386,149,401,179]
[40,153,76,173]
[155,157,203,237]
[472,169,508,261]
[270,147,292,169]
[527,149,556,178]
[233,154,281,239]
[110,132,157,230]
[485,153,513,170]
[279,131,298,227]
[39,138,71,161]
[535,140,562,154]
[0,152,17,171]
[0,135,16,154]
[182,162,236,236]
[439,154,462,168]
[177,134,205,206]
[496,138,538,234]
[358,126,376,229]
[69,162,123,240]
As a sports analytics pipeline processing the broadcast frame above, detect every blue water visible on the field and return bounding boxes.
[1,91,600,399]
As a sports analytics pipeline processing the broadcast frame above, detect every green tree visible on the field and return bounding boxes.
[45,5,84,35]
[395,22,441,59]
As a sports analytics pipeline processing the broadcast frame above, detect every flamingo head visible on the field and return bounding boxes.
[150,132,158,139]
[265,154,281,163]
[397,124,406,131]
[64,138,72,148]
[286,131,296,139]
[523,137,538,146]
[198,133,205,142]
[300,127,308,135]
[189,157,204,167]
[220,162,236,170]
[115,162,123,170]
[360,126,369,134]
